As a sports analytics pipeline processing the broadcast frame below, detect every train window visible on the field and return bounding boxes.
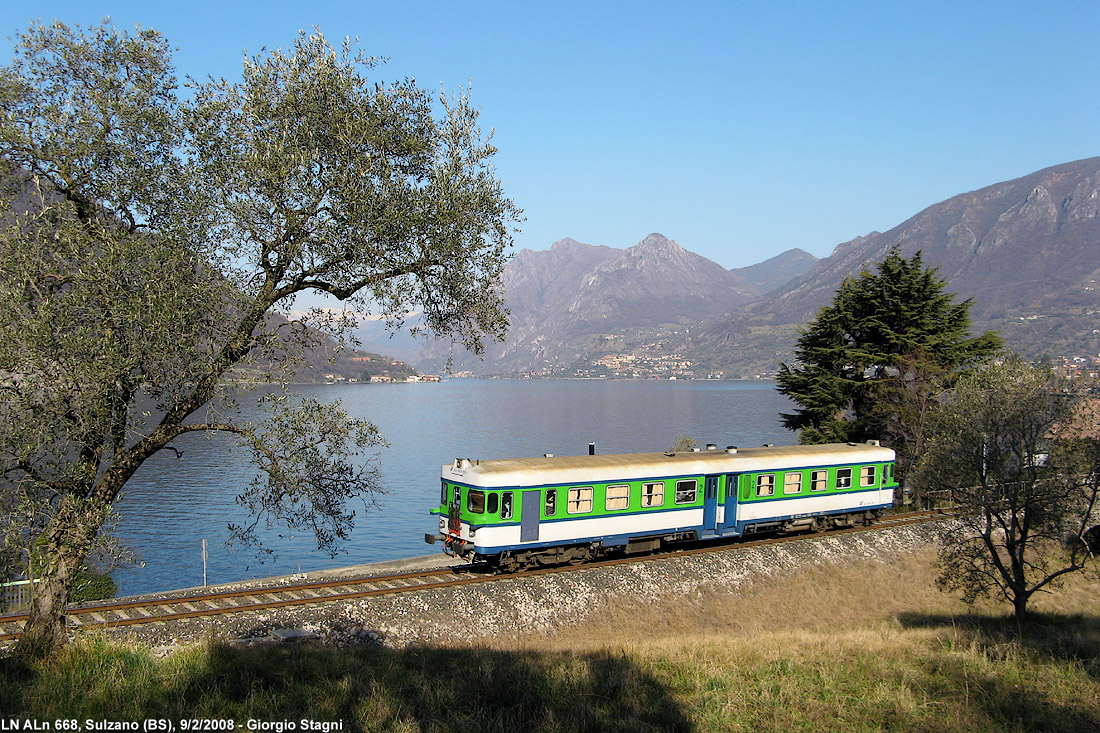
[811,470,828,491]
[467,490,485,514]
[884,465,892,483]
[501,491,513,519]
[756,474,775,497]
[836,468,852,489]
[784,473,803,494]
[861,466,877,487]
[642,481,664,507]
[606,484,630,510]
[568,487,593,514]
[454,485,461,504]
[441,481,448,504]
[675,479,697,504]
[487,493,499,514]
[545,489,557,516]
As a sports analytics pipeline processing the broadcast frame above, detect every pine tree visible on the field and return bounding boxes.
[776,246,1000,459]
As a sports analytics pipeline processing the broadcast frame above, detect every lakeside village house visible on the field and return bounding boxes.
[323,372,442,384]
[1054,355,1100,380]
[322,354,443,384]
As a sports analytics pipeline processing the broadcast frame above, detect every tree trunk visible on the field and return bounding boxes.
[14,494,108,658]
[1012,591,1030,622]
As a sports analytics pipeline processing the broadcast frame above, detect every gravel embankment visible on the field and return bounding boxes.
[96,521,948,655]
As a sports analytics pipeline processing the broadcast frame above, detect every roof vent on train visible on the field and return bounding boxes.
[544,453,555,458]
[706,444,718,451]
[726,446,738,454]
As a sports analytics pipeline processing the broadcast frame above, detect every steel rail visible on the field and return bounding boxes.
[0,508,953,645]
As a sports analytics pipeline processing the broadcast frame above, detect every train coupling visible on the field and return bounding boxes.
[424,532,445,544]
[443,537,474,559]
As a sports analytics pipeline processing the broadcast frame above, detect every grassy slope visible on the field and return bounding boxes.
[3,550,1099,731]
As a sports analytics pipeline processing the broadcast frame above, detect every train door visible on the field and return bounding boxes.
[703,475,720,531]
[722,474,739,531]
[520,490,541,542]
[448,484,461,534]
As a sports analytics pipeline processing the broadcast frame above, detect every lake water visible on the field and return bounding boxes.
[113,379,795,595]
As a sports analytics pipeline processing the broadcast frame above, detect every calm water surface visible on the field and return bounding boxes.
[114,379,794,595]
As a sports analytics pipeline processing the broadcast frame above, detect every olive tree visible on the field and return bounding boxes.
[0,20,519,655]
[914,358,1100,620]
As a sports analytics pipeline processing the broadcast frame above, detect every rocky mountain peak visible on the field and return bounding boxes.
[630,232,682,255]
[419,157,1100,376]
[764,156,1100,326]
[549,237,587,251]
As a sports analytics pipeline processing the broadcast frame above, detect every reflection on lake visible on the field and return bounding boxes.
[114,379,794,595]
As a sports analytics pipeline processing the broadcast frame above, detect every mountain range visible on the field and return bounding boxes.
[418,157,1100,377]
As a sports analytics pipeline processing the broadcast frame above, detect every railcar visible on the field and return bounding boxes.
[425,441,896,570]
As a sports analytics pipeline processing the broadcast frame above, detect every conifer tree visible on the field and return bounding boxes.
[776,246,1000,463]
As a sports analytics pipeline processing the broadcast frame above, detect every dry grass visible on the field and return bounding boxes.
[498,549,1100,731]
[522,548,1100,647]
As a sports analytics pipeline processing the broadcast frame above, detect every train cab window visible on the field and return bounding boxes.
[568,487,594,514]
[441,481,448,504]
[811,470,828,492]
[861,466,877,487]
[467,490,485,514]
[784,473,803,494]
[675,479,697,504]
[756,474,775,497]
[487,493,499,515]
[545,489,557,516]
[454,485,461,504]
[836,468,853,489]
[606,484,630,510]
[884,465,893,484]
[501,491,513,519]
[642,481,664,507]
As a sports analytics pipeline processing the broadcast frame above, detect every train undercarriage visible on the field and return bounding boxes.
[471,509,884,572]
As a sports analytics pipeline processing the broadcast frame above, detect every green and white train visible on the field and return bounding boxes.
[426,441,896,570]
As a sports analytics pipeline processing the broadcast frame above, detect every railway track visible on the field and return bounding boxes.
[0,508,951,645]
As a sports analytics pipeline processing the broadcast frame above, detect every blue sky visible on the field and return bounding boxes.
[3,1,1097,269]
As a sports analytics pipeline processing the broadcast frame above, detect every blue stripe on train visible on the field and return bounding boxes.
[468,501,892,555]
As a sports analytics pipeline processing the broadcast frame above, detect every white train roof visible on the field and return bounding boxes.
[441,442,895,488]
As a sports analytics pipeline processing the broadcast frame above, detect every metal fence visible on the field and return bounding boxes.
[1,579,37,613]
